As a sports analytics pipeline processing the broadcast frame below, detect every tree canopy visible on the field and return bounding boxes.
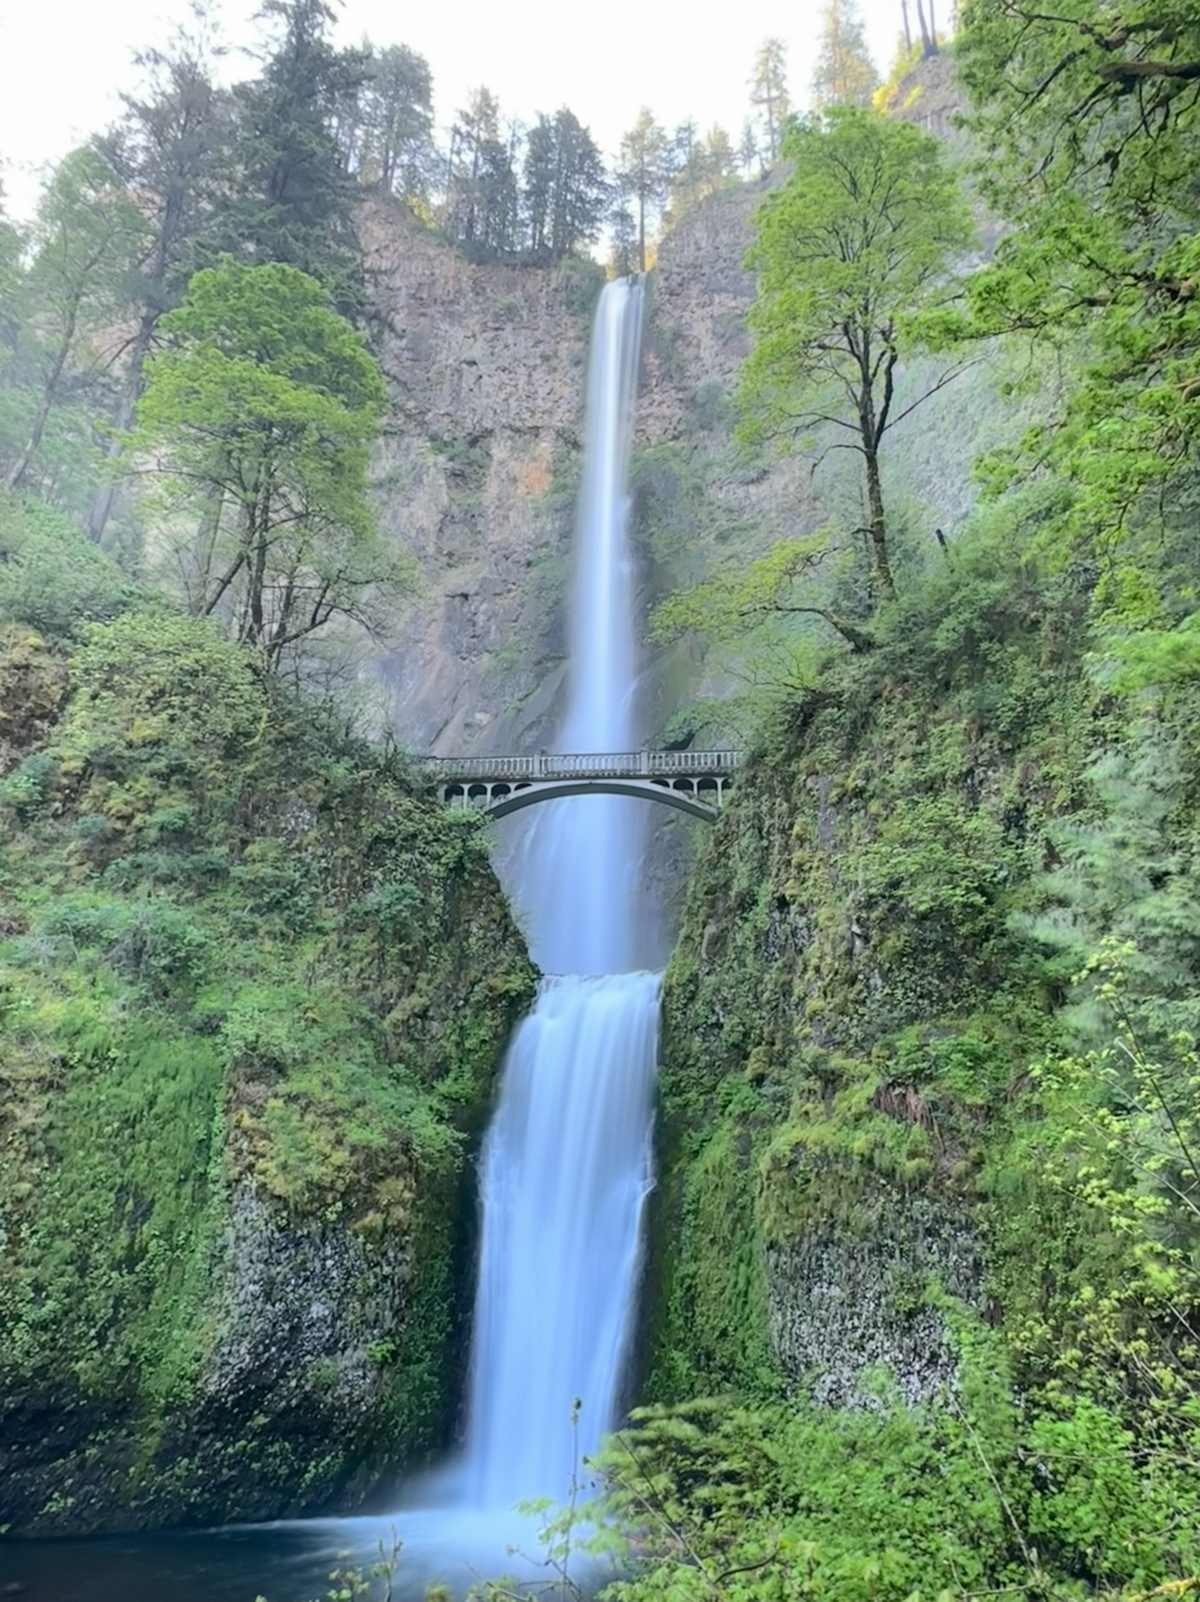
[129,260,404,673]
[739,106,975,603]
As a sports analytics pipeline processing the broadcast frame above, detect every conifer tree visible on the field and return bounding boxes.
[447,86,502,250]
[750,38,791,165]
[220,0,368,299]
[359,43,434,201]
[524,109,607,261]
[738,118,760,178]
[812,0,879,110]
[616,108,670,272]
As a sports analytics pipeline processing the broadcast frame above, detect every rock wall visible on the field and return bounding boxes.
[0,614,536,1535]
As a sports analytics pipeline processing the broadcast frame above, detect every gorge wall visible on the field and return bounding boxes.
[0,590,535,1536]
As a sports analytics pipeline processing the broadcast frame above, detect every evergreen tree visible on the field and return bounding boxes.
[87,11,231,540]
[738,118,760,178]
[446,86,501,251]
[548,109,607,258]
[609,205,638,277]
[667,124,738,225]
[616,108,670,272]
[750,37,791,165]
[359,42,434,201]
[220,0,368,299]
[812,0,879,110]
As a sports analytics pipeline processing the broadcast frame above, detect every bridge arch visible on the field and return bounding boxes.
[484,778,720,822]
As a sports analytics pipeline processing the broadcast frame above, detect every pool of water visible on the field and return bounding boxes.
[0,1506,602,1602]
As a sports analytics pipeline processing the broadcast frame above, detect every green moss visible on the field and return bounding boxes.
[0,602,536,1534]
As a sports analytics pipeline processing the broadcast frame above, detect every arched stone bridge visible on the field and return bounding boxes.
[416,750,742,822]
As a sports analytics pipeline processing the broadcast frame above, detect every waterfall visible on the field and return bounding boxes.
[460,278,658,1507]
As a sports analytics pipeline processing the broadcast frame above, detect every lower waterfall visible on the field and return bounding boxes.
[463,973,659,1506]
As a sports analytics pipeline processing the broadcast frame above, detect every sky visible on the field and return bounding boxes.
[0,0,908,221]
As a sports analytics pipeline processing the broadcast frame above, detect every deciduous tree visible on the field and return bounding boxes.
[739,108,974,602]
[4,148,149,497]
[87,11,231,540]
[128,261,406,672]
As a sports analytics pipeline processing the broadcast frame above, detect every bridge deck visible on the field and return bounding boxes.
[415,749,742,783]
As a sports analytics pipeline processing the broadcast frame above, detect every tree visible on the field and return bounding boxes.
[87,11,231,540]
[609,206,638,277]
[524,108,608,261]
[446,86,502,251]
[359,43,434,201]
[738,118,760,179]
[750,38,791,165]
[667,124,739,225]
[220,0,368,298]
[615,108,671,272]
[128,261,405,672]
[4,147,149,496]
[915,0,938,56]
[739,108,975,604]
[948,1,1200,574]
[812,0,880,109]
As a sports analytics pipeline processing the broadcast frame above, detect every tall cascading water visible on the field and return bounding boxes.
[460,278,659,1507]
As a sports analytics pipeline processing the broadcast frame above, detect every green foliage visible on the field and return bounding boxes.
[945,1,1200,597]
[740,105,974,597]
[0,596,535,1532]
[0,492,134,637]
[130,260,403,673]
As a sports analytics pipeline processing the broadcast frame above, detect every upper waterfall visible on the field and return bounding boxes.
[502,277,652,975]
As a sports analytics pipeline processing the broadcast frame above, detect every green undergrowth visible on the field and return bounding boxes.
[637,502,1200,1597]
[0,507,535,1532]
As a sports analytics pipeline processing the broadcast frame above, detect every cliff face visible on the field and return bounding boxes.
[641,555,1091,1408]
[0,609,535,1535]
[362,189,804,759]
[362,201,596,754]
[364,156,995,767]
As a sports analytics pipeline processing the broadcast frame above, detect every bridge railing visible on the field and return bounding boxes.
[414,750,743,783]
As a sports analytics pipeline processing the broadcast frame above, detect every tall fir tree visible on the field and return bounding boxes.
[812,0,879,109]
[358,42,435,201]
[616,108,671,272]
[220,0,368,302]
[750,37,791,165]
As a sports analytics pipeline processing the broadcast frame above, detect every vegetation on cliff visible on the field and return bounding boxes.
[588,6,1200,1599]
[0,476,533,1531]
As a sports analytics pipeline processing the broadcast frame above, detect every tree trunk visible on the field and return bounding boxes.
[915,0,937,56]
[864,445,896,600]
[637,190,647,274]
[87,312,157,542]
[6,306,79,493]
[901,0,913,52]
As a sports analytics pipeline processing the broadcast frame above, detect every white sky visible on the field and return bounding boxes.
[0,0,908,221]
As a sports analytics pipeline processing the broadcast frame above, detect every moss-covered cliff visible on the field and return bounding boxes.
[0,514,535,1536]
[638,517,1200,1589]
